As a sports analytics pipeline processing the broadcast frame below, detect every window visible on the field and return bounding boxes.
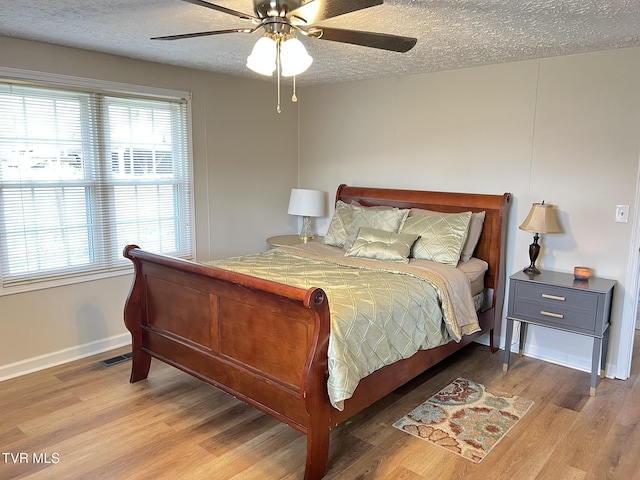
[0,80,192,289]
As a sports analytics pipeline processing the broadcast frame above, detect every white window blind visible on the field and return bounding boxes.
[0,82,192,288]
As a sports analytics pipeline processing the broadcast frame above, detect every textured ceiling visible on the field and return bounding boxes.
[1,0,640,86]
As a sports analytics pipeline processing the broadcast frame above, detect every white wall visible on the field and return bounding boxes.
[0,37,299,377]
[299,48,640,379]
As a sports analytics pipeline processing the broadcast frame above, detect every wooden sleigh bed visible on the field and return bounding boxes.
[123,184,511,479]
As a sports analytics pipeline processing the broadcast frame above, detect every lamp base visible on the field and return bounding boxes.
[524,233,541,275]
[299,216,314,243]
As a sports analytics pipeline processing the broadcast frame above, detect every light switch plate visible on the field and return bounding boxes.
[616,205,630,223]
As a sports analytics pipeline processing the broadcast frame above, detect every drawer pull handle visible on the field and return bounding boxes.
[542,293,565,301]
[540,310,564,319]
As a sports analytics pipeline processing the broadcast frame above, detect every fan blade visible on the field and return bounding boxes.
[311,27,417,53]
[151,28,254,41]
[288,0,382,24]
[181,0,258,21]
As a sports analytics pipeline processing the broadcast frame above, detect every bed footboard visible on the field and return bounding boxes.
[123,245,332,479]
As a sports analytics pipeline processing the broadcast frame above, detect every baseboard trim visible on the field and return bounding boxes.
[0,333,131,382]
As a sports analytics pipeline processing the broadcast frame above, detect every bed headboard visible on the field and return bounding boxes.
[335,184,512,302]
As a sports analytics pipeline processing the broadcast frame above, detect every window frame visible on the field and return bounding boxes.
[0,67,195,296]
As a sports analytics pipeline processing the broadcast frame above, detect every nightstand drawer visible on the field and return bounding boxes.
[510,296,596,332]
[513,281,599,312]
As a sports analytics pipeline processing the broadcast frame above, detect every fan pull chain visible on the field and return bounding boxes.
[276,38,282,114]
[291,76,298,103]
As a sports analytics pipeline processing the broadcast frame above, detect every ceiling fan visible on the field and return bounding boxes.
[153,0,417,53]
[152,0,418,111]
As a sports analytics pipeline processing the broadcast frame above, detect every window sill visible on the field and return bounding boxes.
[0,267,134,297]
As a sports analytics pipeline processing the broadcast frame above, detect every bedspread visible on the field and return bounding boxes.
[210,245,479,410]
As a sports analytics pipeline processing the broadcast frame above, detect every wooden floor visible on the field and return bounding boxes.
[2,332,640,480]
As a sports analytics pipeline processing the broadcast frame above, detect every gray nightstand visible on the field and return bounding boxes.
[503,269,615,396]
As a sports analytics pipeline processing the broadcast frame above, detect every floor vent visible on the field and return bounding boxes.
[100,352,133,367]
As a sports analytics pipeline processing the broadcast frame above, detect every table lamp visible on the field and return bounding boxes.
[287,188,325,242]
[519,201,562,274]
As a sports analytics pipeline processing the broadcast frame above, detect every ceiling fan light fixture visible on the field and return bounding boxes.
[246,36,277,76]
[281,37,313,77]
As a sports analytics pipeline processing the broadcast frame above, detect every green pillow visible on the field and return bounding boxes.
[409,209,485,262]
[400,211,472,265]
[342,207,409,251]
[323,201,364,248]
[345,228,419,263]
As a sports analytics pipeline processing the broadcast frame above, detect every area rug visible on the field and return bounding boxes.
[393,377,533,463]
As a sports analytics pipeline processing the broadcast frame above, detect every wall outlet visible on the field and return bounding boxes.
[616,205,630,223]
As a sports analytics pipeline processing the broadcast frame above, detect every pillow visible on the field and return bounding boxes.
[400,211,472,265]
[345,227,419,263]
[342,207,409,251]
[461,211,486,262]
[409,209,485,263]
[323,201,365,248]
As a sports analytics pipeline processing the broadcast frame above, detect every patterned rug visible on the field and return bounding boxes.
[393,377,533,463]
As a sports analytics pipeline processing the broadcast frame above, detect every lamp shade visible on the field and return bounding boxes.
[281,37,313,77]
[519,202,562,234]
[287,188,325,217]
[246,36,277,76]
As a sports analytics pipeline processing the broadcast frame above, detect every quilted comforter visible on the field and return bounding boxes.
[210,242,480,410]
